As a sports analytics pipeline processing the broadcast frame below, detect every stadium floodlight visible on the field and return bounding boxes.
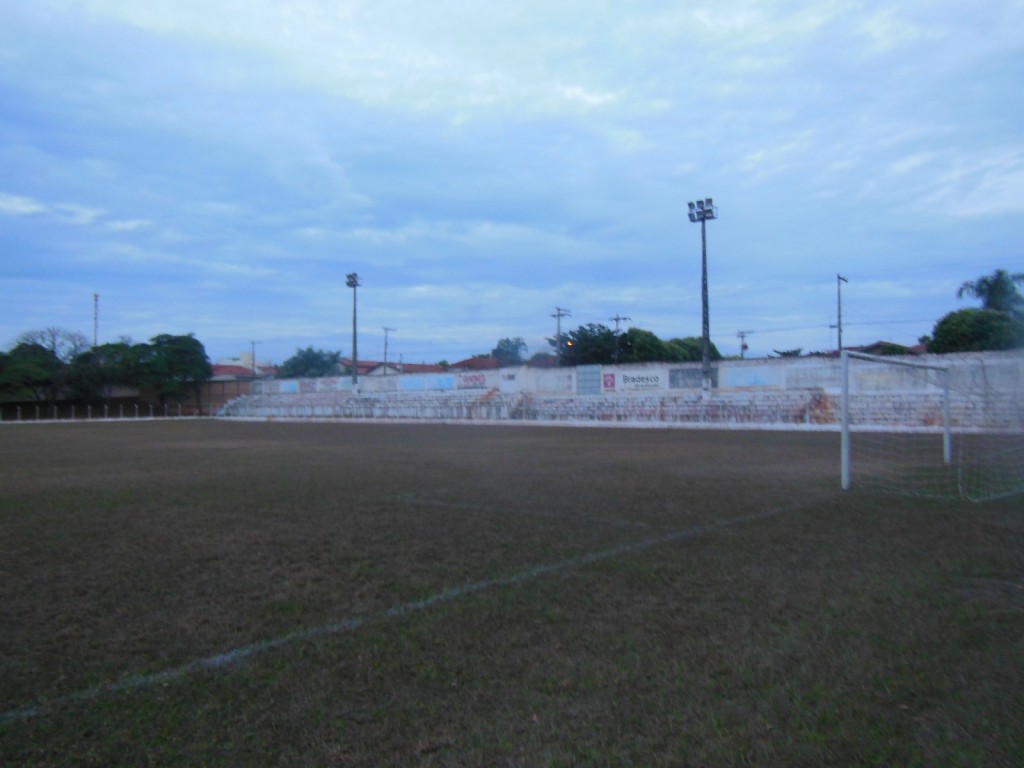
[346,272,361,388]
[687,197,717,392]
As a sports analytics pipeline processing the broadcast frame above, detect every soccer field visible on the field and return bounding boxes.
[1,420,1021,766]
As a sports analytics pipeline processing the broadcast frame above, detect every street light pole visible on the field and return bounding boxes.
[383,326,395,374]
[346,272,361,388]
[688,198,718,393]
[837,274,848,354]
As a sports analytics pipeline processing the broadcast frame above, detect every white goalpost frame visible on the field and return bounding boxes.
[840,350,952,491]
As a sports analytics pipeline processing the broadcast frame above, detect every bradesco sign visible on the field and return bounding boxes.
[602,371,665,391]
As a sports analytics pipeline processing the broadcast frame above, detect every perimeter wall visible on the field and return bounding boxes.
[227,351,1023,429]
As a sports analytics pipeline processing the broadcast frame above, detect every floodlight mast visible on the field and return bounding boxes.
[688,197,717,392]
[346,272,361,387]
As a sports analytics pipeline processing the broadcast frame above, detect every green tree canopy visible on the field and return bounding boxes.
[139,334,213,404]
[957,269,1024,318]
[491,337,527,366]
[663,336,722,363]
[277,347,342,378]
[17,327,89,363]
[67,341,143,401]
[548,324,617,365]
[927,308,1024,353]
[0,342,62,402]
[618,328,667,363]
[547,325,722,365]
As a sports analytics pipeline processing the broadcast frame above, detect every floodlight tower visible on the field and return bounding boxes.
[346,272,361,387]
[687,197,718,392]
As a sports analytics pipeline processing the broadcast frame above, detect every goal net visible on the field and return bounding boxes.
[841,350,1024,501]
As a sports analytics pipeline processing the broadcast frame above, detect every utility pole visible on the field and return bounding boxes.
[837,274,848,354]
[249,340,261,379]
[93,293,99,347]
[736,330,754,359]
[383,327,395,374]
[610,313,631,364]
[346,273,361,388]
[551,307,571,366]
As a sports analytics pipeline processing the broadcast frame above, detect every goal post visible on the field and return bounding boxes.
[838,350,1020,499]
[842,350,1024,500]
[841,351,953,490]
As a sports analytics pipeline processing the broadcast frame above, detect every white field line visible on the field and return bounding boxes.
[0,505,792,724]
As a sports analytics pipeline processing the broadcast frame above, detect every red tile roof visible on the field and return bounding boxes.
[450,356,500,371]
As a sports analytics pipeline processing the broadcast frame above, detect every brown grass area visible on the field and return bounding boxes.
[1,420,1021,766]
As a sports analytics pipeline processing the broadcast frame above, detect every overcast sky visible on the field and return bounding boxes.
[2,1,1022,365]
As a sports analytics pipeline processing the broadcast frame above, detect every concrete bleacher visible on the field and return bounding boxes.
[221,389,523,422]
[220,388,840,427]
[514,390,837,426]
[217,352,1022,430]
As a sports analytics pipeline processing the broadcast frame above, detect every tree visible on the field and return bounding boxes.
[67,341,142,402]
[772,348,803,358]
[957,269,1024,318]
[0,342,62,402]
[545,325,723,365]
[17,327,89,363]
[663,336,722,363]
[861,341,915,356]
[491,337,527,366]
[549,324,617,365]
[277,347,342,378]
[11,327,88,401]
[141,334,212,405]
[927,309,1024,353]
[618,328,667,363]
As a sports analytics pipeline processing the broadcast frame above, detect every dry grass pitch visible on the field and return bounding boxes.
[1,420,1022,766]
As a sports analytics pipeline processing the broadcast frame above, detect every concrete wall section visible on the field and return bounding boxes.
[231,351,1023,430]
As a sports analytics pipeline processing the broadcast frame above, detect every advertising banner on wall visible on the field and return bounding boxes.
[457,372,489,390]
[399,374,457,391]
[602,371,666,391]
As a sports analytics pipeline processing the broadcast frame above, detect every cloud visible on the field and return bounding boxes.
[2,0,1021,364]
[52,203,105,225]
[0,193,106,225]
[106,219,152,232]
[0,192,48,216]
[918,146,1024,219]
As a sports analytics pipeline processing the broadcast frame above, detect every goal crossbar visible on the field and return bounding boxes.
[841,350,952,491]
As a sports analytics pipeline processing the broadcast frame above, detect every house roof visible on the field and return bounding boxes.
[338,358,380,376]
[211,363,278,380]
[450,355,500,371]
[395,362,449,374]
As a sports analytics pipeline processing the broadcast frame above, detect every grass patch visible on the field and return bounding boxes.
[1,421,1021,765]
